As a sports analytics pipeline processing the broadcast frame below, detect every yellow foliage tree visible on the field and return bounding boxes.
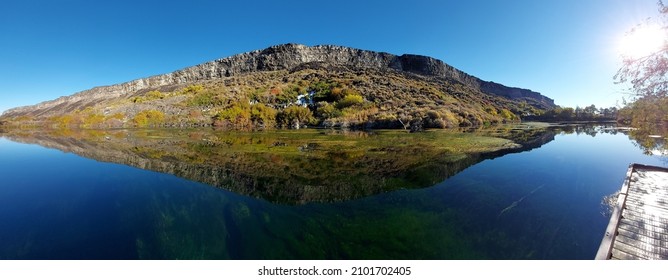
[132,110,165,127]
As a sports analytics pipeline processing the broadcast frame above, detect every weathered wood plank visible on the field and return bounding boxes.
[625,194,668,209]
[618,222,667,238]
[595,192,628,259]
[597,163,668,260]
[624,205,668,218]
[627,188,668,197]
[611,242,648,260]
[625,207,668,220]
[622,208,668,224]
[616,227,668,248]
[619,215,668,231]
[618,221,668,242]
[618,219,668,236]
[611,247,642,260]
[614,239,668,259]
[622,208,668,222]
[625,195,668,211]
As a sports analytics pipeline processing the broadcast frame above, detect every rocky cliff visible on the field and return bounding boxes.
[1,43,554,118]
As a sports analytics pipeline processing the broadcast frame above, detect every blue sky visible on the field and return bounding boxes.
[0,0,662,114]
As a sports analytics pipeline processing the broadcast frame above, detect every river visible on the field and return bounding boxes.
[0,124,665,259]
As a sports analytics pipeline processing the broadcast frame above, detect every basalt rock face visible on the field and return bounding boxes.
[1,44,554,118]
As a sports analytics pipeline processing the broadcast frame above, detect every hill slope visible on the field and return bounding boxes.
[0,43,555,129]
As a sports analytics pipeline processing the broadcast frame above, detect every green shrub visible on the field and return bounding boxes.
[49,115,77,128]
[310,81,366,104]
[214,103,252,128]
[133,110,165,127]
[336,94,364,109]
[500,108,518,121]
[82,113,105,128]
[275,85,300,104]
[278,105,314,128]
[340,106,379,124]
[180,84,204,95]
[146,90,164,100]
[130,96,146,103]
[250,103,277,127]
[187,90,224,107]
[130,90,165,103]
[316,102,342,119]
[311,81,336,102]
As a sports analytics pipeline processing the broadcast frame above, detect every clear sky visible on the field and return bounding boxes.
[0,0,663,114]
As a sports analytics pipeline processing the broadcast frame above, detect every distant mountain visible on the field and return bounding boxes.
[0,43,555,129]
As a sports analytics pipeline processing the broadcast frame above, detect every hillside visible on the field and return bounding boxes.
[0,43,555,130]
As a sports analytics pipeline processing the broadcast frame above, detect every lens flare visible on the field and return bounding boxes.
[618,24,666,59]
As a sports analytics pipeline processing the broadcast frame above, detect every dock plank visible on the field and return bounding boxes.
[624,206,668,218]
[596,164,668,260]
[619,219,668,232]
[614,239,668,259]
[621,209,668,224]
[618,213,668,231]
[616,227,668,249]
[611,248,642,260]
[618,222,668,242]
[625,196,668,212]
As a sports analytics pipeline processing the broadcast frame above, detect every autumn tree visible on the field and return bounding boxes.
[615,2,668,132]
[615,2,668,99]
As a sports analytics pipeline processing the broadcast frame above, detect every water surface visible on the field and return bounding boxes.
[0,125,665,259]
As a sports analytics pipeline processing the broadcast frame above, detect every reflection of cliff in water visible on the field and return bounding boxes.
[2,128,555,204]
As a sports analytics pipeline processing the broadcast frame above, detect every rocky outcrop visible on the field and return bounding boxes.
[1,44,554,118]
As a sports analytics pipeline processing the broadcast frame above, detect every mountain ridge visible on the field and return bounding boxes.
[1,43,554,119]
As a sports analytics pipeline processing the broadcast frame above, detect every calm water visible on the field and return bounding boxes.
[0,125,665,259]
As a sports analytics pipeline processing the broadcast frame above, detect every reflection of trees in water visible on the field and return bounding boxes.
[552,123,619,137]
[626,122,668,157]
[552,122,668,159]
[2,128,556,204]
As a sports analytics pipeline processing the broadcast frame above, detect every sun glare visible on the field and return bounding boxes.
[618,24,666,59]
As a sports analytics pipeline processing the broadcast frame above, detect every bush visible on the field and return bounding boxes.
[316,102,342,119]
[130,90,165,103]
[213,103,252,128]
[340,106,379,125]
[311,81,335,102]
[82,113,105,128]
[104,113,125,127]
[146,90,164,100]
[133,110,165,127]
[499,108,518,121]
[275,85,301,104]
[187,90,224,107]
[310,81,363,104]
[49,114,77,128]
[180,84,204,95]
[130,96,145,103]
[278,105,314,129]
[336,94,364,109]
[250,103,277,127]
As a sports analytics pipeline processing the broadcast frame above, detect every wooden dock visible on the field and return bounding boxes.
[596,163,668,260]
